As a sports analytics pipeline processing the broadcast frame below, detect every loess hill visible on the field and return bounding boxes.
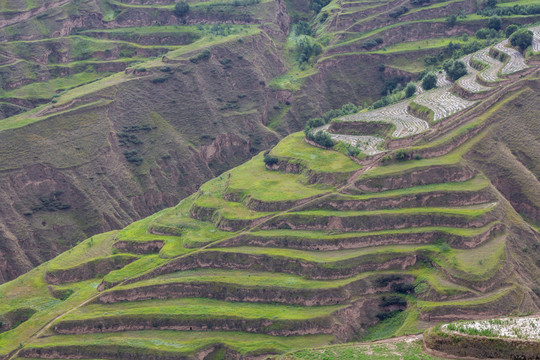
[1,17,540,357]
[2,0,540,283]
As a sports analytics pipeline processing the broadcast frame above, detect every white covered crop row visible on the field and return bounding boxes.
[493,39,528,75]
[458,55,491,93]
[473,48,503,83]
[531,25,540,53]
[340,100,429,138]
[443,317,540,341]
[312,124,384,155]
[414,87,475,121]
[330,133,385,155]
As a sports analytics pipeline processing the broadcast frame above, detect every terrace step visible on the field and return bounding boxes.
[217,222,504,251]
[17,330,334,360]
[259,204,498,233]
[348,165,476,193]
[96,270,414,306]
[108,249,419,286]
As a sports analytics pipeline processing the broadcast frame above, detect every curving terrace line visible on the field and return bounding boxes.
[414,86,475,122]
[458,54,492,93]
[315,124,385,155]
[339,100,430,138]
[473,48,503,83]
[493,39,528,75]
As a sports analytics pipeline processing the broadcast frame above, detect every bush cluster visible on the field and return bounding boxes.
[124,150,143,166]
[478,3,540,17]
[510,28,533,51]
[310,0,331,13]
[304,103,360,132]
[443,59,467,81]
[421,72,437,90]
[30,191,71,213]
[389,6,408,18]
[190,49,211,63]
[296,37,322,68]
[362,37,383,50]
[263,153,279,166]
[173,1,189,17]
[305,130,334,148]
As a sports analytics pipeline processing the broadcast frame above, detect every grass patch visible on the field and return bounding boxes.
[63,298,343,321]
[27,331,332,356]
[227,152,329,202]
[270,132,361,173]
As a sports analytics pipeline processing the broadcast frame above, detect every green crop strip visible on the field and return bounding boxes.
[341,175,489,200]
[26,331,332,356]
[213,244,432,263]
[287,204,496,218]
[248,222,499,239]
[114,269,397,291]
[62,298,343,321]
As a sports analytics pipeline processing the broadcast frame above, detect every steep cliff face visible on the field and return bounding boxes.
[0,31,287,282]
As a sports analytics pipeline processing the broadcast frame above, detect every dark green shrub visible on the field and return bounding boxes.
[306,130,334,148]
[488,15,502,30]
[421,72,437,90]
[445,14,457,27]
[152,76,169,84]
[310,0,331,13]
[263,153,279,166]
[296,38,322,66]
[123,150,143,165]
[380,295,407,307]
[173,1,189,17]
[443,59,467,81]
[190,49,211,63]
[510,28,533,51]
[389,6,408,18]
[394,149,409,161]
[505,24,519,37]
[404,82,416,98]
[293,21,313,36]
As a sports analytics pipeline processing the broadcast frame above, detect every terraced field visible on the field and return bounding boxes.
[533,25,540,52]
[457,55,492,93]
[340,101,429,138]
[1,0,540,358]
[318,29,540,156]
[3,70,540,357]
[425,316,540,359]
[414,86,474,122]
[472,48,504,83]
[493,39,528,75]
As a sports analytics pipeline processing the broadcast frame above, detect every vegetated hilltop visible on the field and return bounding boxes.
[2,0,539,283]
[0,21,539,359]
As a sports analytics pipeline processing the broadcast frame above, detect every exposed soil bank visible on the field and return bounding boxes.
[217,222,504,250]
[97,274,414,306]
[424,323,540,360]
[45,254,137,285]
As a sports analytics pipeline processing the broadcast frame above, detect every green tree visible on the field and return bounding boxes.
[310,0,331,13]
[510,28,533,51]
[487,16,502,30]
[404,82,416,98]
[421,72,437,90]
[445,14,457,27]
[443,59,467,81]
[173,1,189,17]
[505,24,519,37]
